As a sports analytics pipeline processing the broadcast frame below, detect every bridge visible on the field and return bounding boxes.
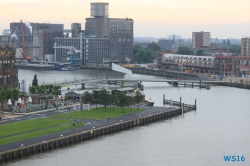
[41,76,227,89]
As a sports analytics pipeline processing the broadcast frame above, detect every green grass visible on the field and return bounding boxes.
[0,106,145,145]
[52,106,145,120]
[0,118,72,137]
[0,122,84,145]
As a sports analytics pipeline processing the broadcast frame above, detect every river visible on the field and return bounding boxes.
[3,69,250,166]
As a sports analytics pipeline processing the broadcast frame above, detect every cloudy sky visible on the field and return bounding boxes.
[1,0,250,39]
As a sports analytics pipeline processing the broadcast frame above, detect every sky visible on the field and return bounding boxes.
[0,0,250,39]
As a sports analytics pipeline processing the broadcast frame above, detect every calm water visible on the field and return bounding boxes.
[3,70,250,166]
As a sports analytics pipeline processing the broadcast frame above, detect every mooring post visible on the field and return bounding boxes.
[182,103,184,114]
[65,78,66,83]
[192,82,193,88]
[184,82,186,87]
[163,94,165,106]
[195,99,197,110]
[180,97,182,107]
[75,76,76,81]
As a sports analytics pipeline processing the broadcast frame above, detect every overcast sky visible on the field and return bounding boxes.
[1,0,250,39]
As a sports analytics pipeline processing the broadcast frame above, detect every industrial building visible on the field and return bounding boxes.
[54,37,109,65]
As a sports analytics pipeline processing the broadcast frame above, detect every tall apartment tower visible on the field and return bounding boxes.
[192,31,210,50]
[85,2,134,63]
[71,23,81,38]
[241,37,250,56]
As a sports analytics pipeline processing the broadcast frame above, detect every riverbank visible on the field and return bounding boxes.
[0,105,183,163]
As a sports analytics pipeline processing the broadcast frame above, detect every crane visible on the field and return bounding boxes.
[20,20,31,60]
[53,43,82,63]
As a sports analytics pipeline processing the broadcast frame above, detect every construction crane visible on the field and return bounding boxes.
[20,20,31,60]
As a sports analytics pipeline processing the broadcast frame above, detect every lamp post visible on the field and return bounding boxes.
[28,96,32,112]
[7,99,12,115]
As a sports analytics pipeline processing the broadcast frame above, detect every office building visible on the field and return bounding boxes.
[241,37,250,56]
[192,31,210,50]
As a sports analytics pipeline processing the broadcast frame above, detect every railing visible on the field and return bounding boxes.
[163,99,196,111]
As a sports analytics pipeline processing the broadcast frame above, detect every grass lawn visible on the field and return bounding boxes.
[0,118,84,145]
[0,118,71,138]
[0,122,84,145]
[52,106,145,120]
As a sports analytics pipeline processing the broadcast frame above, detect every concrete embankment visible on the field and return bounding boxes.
[0,107,182,163]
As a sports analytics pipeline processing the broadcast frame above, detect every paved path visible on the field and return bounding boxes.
[0,105,178,153]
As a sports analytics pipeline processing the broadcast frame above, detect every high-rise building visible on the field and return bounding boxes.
[71,23,81,38]
[192,31,210,50]
[241,37,250,56]
[85,2,134,63]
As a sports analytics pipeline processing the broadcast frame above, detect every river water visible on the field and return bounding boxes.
[3,69,250,166]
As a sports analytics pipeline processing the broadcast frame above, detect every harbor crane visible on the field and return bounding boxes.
[53,43,82,63]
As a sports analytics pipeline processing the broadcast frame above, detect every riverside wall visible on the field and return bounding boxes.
[0,108,182,163]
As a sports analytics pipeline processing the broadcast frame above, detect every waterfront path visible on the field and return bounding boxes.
[0,105,178,153]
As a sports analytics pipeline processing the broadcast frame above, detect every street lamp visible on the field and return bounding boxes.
[28,96,32,112]
[7,99,12,115]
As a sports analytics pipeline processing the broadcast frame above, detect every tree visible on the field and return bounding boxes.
[176,45,193,55]
[99,88,111,112]
[32,74,38,86]
[226,39,231,46]
[12,89,20,101]
[83,91,93,104]
[92,90,100,109]
[229,44,241,54]
[197,49,204,55]
[117,92,129,113]
[127,95,135,111]
[147,42,161,52]
[110,93,118,110]
[134,90,145,109]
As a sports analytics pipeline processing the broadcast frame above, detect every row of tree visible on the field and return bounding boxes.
[82,88,145,113]
[0,88,20,109]
[133,42,161,63]
[29,85,61,96]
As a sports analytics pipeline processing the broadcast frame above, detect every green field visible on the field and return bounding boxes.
[52,106,145,120]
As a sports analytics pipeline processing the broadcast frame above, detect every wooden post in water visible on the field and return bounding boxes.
[192,82,193,88]
[163,94,165,106]
[184,82,186,87]
[180,97,182,107]
[182,103,184,114]
[195,99,197,110]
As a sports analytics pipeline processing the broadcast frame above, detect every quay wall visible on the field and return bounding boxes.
[0,108,182,163]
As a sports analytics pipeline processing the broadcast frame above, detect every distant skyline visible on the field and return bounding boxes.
[1,0,250,39]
